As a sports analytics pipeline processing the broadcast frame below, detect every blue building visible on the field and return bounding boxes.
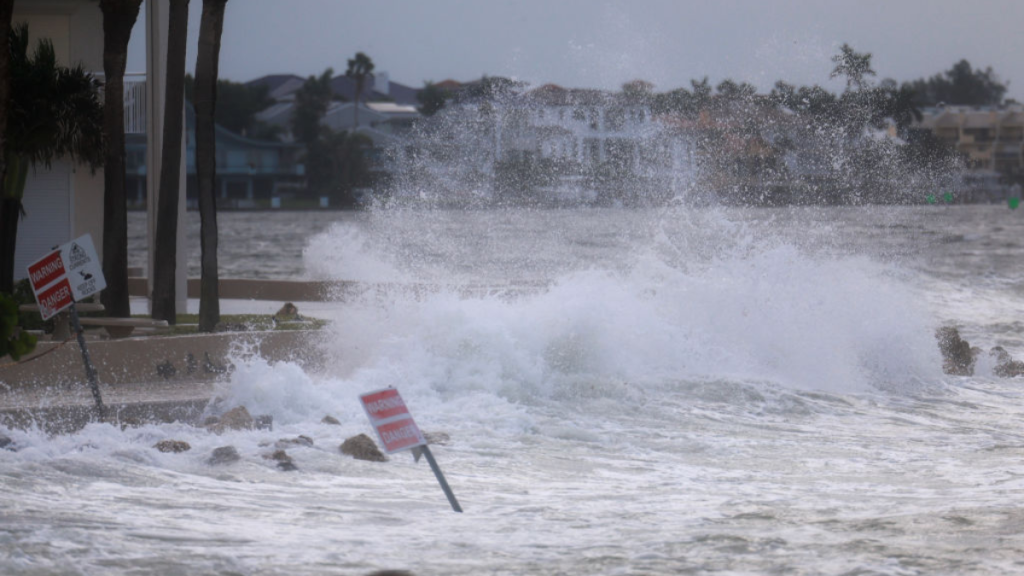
[127,104,305,208]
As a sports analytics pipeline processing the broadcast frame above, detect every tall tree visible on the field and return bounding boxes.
[904,60,1008,106]
[195,0,228,332]
[0,0,16,293]
[345,51,374,130]
[830,43,875,92]
[417,81,448,117]
[183,74,274,136]
[99,0,143,318]
[151,0,189,323]
[0,24,104,293]
[292,68,333,145]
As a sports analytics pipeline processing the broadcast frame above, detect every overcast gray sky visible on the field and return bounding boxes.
[128,0,1024,101]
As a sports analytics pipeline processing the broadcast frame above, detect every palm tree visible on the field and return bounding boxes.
[195,0,228,333]
[830,43,875,92]
[345,52,374,130]
[0,24,105,294]
[99,0,143,318]
[151,0,189,324]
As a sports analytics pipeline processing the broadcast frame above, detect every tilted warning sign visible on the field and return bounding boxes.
[359,388,427,453]
[26,234,106,320]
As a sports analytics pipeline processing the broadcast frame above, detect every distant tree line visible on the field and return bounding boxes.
[290,57,375,207]
[404,45,1012,206]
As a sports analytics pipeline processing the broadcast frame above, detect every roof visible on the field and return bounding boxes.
[246,74,302,92]
[434,79,463,91]
[328,74,421,106]
[366,102,419,115]
[383,80,420,106]
[246,74,306,101]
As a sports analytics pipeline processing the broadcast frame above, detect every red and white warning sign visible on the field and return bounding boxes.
[359,388,427,453]
[26,234,106,320]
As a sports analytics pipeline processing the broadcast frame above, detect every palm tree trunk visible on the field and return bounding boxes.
[195,0,228,332]
[0,0,17,294]
[0,198,18,293]
[99,0,142,318]
[353,78,361,130]
[151,0,189,323]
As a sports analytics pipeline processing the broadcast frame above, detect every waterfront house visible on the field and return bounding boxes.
[126,104,304,209]
[917,104,1024,184]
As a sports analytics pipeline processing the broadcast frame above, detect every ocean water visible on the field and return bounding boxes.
[6,204,1024,575]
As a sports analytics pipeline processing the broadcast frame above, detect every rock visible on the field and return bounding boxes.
[277,435,314,448]
[424,431,450,445]
[264,449,298,472]
[208,406,254,434]
[991,346,1024,377]
[340,433,387,462]
[0,434,13,451]
[936,326,976,375]
[154,440,191,453]
[274,302,299,321]
[202,415,221,427]
[254,414,274,431]
[208,445,240,465]
[321,415,341,426]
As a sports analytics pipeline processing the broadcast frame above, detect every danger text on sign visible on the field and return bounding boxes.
[376,418,426,452]
[36,278,73,320]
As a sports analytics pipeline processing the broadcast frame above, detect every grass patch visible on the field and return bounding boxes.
[160,313,327,335]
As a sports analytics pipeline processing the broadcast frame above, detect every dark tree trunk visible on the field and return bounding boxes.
[195,0,227,332]
[0,0,17,294]
[0,199,18,294]
[151,0,189,323]
[99,0,142,317]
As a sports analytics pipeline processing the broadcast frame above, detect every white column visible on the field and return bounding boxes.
[146,0,188,313]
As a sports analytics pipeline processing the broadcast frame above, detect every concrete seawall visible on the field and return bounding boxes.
[0,330,323,434]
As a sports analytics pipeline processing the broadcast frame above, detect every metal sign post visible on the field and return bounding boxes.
[419,444,462,513]
[68,302,104,418]
[360,388,463,513]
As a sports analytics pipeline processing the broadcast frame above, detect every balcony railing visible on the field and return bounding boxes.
[124,73,146,134]
[93,72,147,134]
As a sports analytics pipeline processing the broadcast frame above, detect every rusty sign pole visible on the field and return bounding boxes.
[67,302,104,419]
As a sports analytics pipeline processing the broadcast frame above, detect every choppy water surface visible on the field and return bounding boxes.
[7,204,1024,574]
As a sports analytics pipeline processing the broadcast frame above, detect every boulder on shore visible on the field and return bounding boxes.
[936,326,977,375]
[264,449,298,471]
[991,346,1024,377]
[206,406,254,434]
[154,440,191,453]
[936,327,1024,377]
[340,434,387,462]
[208,445,240,465]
